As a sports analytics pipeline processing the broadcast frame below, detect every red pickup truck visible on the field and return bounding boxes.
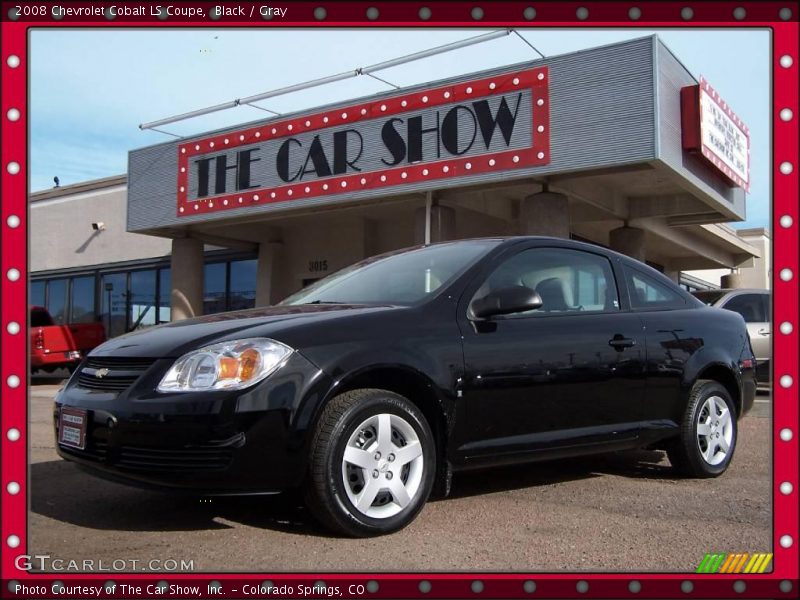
[30,307,106,373]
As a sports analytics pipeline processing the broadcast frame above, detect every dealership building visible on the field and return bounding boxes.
[30,36,761,338]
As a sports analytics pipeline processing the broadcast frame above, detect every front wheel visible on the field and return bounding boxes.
[305,389,435,537]
[667,380,738,477]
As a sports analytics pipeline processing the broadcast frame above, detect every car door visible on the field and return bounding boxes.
[720,292,770,382]
[456,244,646,463]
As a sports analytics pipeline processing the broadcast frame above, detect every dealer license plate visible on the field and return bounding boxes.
[59,407,88,450]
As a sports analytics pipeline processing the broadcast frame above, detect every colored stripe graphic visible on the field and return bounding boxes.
[697,552,772,573]
[719,553,736,573]
[733,553,750,573]
[757,553,773,573]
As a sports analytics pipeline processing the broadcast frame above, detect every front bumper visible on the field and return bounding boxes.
[32,350,82,369]
[54,352,331,494]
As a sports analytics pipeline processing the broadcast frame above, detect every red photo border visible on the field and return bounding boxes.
[176,67,550,217]
[1,2,797,599]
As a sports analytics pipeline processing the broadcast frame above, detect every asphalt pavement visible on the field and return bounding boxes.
[27,380,772,573]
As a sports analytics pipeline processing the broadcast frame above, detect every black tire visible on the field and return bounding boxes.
[667,380,738,478]
[305,388,435,537]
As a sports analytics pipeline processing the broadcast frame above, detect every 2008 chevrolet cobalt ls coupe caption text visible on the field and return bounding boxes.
[55,237,756,536]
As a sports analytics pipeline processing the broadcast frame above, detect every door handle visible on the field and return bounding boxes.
[757,328,771,336]
[609,336,636,350]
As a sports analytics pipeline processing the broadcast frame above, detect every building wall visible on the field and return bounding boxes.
[685,228,770,290]
[30,184,172,274]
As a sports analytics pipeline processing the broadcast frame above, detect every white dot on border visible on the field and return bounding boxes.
[780,428,793,442]
[780,108,793,121]
[7,162,20,175]
[779,322,793,335]
[780,215,793,228]
[7,322,20,335]
[780,375,793,388]
[780,268,793,282]
[779,535,793,548]
[7,268,20,282]
[537,99,545,106]
[6,108,20,121]
[7,535,19,549]
[7,215,20,228]
[7,55,21,68]
[7,428,20,442]
[779,55,793,68]
[537,152,545,159]
[7,375,20,388]
[780,481,793,495]
[780,162,793,175]
[7,481,20,495]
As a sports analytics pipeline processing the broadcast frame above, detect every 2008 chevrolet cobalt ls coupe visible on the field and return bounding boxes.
[55,237,756,536]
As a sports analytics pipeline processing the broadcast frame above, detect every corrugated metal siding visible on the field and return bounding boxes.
[128,36,656,233]
[655,40,746,218]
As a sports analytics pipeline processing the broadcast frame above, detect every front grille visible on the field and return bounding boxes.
[76,357,157,392]
[59,438,108,462]
[117,445,233,472]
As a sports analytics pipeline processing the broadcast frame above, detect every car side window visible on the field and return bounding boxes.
[473,247,620,316]
[723,293,767,323]
[623,266,686,310]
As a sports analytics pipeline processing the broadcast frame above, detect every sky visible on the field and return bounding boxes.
[29,28,770,228]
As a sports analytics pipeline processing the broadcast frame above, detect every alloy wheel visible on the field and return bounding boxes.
[696,395,733,466]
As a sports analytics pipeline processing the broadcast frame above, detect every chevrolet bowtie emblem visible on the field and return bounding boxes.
[94,368,110,379]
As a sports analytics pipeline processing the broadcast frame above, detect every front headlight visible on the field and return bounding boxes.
[157,338,293,393]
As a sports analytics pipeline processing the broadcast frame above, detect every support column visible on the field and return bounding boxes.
[170,237,204,321]
[609,226,646,262]
[414,204,456,244]
[255,241,285,306]
[663,270,681,284]
[721,271,743,289]
[519,191,570,238]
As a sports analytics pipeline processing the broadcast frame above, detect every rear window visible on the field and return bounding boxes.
[30,308,53,327]
[692,290,727,306]
[623,265,687,310]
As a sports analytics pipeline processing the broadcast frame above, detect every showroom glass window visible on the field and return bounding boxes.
[229,259,257,311]
[130,270,157,330]
[46,279,68,324]
[204,262,227,314]
[158,268,171,324]
[30,280,45,308]
[70,276,96,323]
[474,247,619,316]
[623,266,686,310]
[101,273,128,338]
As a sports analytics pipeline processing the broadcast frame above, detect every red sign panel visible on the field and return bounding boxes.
[176,67,550,217]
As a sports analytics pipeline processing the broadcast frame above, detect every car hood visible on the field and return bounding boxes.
[89,303,395,358]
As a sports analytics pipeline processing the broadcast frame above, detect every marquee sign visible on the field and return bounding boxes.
[176,67,550,216]
[681,77,750,192]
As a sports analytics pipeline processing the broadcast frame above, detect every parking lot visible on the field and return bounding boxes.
[28,376,771,573]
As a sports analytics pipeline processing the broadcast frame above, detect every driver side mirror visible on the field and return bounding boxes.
[470,285,543,319]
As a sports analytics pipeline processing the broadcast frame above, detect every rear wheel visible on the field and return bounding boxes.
[305,389,435,537]
[667,380,737,477]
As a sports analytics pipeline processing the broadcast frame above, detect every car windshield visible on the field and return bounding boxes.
[280,241,499,306]
[691,290,727,306]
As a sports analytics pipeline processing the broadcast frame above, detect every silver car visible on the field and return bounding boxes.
[692,289,771,385]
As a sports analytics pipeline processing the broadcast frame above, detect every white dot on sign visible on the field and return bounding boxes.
[780,375,793,388]
[255,132,261,138]
[322,184,329,190]
[465,163,471,170]
[780,162,793,175]
[239,135,245,141]
[780,428,793,441]
[341,113,348,119]
[209,142,214,148]
[537,125,545,133]
[489,83,496,90]
[194,205,199,210]
[537,99,545,106]
[179,207,185,213]
[305,121,311,127]
[7,214,20,228]
[181,148,186,154]
[7,322,20,335]
[253,194,259,201]
[538,73,545,80]
[7,481,20,495]
[224,138,229,144]
[341,181,347,188]
[7,535,19,549]
[305,187,310,193]
[270,192,276,199]
[466,87,473,94]
[7,55,20,68]
[180,167,186,173]
[780,268,793,282]
[401,101,407,107]
[194,144,200,150]
[7,108,20,121]
[287,190,293,196]
[780,55,794,68]
[223,200,228,206]
[7,375,20,388]
[288,124,293,131]
[7,268,20,282]
[780,215,793,228]
[380,105,387,112]
[208,202,214,208]
[780,322,793,335]
[780,481,794,495]
[444,92,450,99]
[380,175,387,182]
[443,166,449,173]
[780,535,793,548]
[360,178,366,185]
[422,96,428,103]
[7,162,20,175]
[537,152,545,159]
[180,187,185,193]
[271,128,277,134]
[513,78,520,85]
[7,428,20,441]
[513,156,520,163]
[488,159,496,166]
[780,108,793,121]
[361,108,368,115]
[323,117,329,124]
[422,169,429,176]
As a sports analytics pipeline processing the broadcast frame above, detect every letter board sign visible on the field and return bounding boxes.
[176,67,550,216]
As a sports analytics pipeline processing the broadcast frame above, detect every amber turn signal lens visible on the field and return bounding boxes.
[238,348,261,381]
[218,356,239,379]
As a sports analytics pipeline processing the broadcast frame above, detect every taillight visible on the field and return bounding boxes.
[34,328,44,350]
